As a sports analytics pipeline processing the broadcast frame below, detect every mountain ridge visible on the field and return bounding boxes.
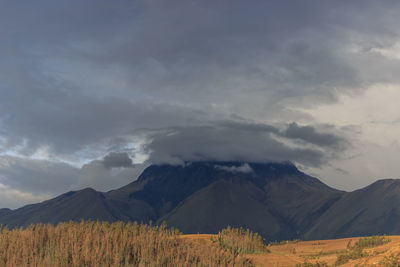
[0,161,397,241]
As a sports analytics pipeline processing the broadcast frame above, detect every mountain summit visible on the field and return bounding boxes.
[1,161,398,240]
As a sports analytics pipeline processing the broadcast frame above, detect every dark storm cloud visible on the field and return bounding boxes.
[145,122,344,167]
[1,0,400,158]
[0,85,209,155]
[283,123,346,148]
[0,0,400,204]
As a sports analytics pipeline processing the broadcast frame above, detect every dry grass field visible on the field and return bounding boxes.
[0,221,399,266]
[0,222,264,266]
[245,236,400,266]
[185,234,400,266]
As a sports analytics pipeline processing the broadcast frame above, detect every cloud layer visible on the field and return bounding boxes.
[1,0,400,207]
[145,122,346,167]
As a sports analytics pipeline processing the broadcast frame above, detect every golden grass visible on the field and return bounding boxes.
[0,221,260,267]
[2,221,400,267]
[247,235,400,267]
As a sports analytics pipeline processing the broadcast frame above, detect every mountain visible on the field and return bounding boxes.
[1,161,398,241]
[304,179,400,240]
[0,161,345,241]
[0,208,11,218]
[157,162,343,240]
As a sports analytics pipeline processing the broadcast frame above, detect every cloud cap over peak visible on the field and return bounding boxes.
[144,121,347,167]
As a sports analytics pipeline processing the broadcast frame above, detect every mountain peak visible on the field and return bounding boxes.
[138,161,301,180]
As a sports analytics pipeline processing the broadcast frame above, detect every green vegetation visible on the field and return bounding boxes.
[306,249,347,260]
[335,246,366,266]
[353,235,391,249]
[335,235,391,266]
[269,239,301,246]
[0,221,256,267]
[214,226,269,255]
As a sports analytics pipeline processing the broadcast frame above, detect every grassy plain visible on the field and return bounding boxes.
[0,222,263,266]
[0,221,399,266]
[246,235,399,266]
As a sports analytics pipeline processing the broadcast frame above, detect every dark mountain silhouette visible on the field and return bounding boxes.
[0,161,398,241]
[304,179,400,240]
[0,208,11,218]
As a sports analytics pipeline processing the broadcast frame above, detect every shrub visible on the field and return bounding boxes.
[353,235,390,249]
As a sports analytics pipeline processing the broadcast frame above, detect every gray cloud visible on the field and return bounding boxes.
[0,153,147,208]
[0,0,399,206]
[0,156,79,195]
[283,122,346,148]
[145,121,345,167]
[1,0,399,158]
[77,159,146,192]
[215,163,254,174]
[102,152,133,169]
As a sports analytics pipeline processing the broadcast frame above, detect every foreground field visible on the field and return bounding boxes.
[0,221,399,266]
[185,234,400,266]
[0,221,265,266]
[249,236,400,266]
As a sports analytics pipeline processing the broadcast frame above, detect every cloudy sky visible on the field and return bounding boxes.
[1,0,400,208]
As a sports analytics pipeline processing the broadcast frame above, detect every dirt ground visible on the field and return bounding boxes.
[181,234,400,266]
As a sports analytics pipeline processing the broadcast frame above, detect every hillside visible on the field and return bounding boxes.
[304,179,400,240]
[248,234,400,266]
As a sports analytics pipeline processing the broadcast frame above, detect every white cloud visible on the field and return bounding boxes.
[215,163,254,174]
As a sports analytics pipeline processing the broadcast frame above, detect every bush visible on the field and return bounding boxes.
[353,235,390,249]
[335,246,366,265]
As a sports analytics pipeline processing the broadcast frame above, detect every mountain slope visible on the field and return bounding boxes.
[160,178,295,241]
[157,162,343,240]
[0,188,120,227]
[304,179,400,240]
[262,171,343,233]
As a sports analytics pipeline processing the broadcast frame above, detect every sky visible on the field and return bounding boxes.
[1,0,400,208]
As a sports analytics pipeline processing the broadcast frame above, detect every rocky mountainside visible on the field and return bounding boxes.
[0,161,397,241]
